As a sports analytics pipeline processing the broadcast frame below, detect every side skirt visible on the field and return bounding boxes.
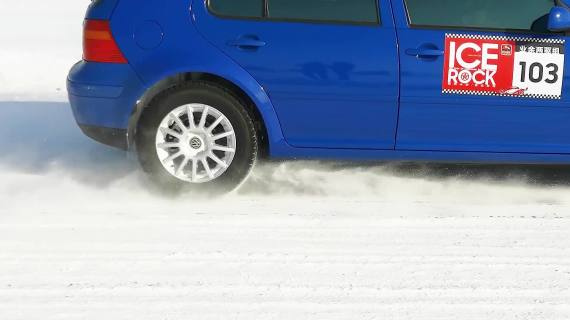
[269,144,570,165]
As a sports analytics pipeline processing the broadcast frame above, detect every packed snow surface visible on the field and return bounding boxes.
[1,1,570,319]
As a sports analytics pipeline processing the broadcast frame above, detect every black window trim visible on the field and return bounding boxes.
[402,0,559,35]
[206,0,382,27]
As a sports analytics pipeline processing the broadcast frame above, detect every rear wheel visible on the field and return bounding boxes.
[136,82,258,194]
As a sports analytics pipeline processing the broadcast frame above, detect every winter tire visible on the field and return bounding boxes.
[136,82,258,194]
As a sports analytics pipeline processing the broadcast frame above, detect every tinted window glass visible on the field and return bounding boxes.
[405,0,554,31]
[209,0,263,18]
[268,0,379,23]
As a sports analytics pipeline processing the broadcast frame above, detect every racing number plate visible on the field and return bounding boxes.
[442,34,565,99]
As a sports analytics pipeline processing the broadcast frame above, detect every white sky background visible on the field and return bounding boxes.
[0,0,86,101]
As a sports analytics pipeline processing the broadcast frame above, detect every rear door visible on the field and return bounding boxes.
[193,0,399,149]
[393,0,570,154]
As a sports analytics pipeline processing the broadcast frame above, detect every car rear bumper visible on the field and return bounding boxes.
[67,61,146,149]
[78,124,129,150]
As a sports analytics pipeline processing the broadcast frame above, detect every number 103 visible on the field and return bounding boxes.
[519,61,559,84]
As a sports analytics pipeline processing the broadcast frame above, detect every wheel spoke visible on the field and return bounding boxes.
[212,145,236,153]
[198,106,209,129]
[202,159,214,179]
[162,151,183,164]
[209,153,229,169]
[207,115,225,133]
[187,105,196,129]
[159,127,182,140]
[176,156,190,176]
[157,142,179,149]
[191,159,198,182]
[169,113,187,132]
[211,131,234,141]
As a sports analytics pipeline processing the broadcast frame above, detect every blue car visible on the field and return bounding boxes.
[68,0,570,192]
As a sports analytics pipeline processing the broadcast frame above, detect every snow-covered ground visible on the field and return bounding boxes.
[1,1,570,319]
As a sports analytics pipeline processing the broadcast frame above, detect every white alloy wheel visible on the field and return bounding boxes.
[155,103,237,183]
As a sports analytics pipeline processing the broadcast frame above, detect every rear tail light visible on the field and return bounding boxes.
[83,19,127,64]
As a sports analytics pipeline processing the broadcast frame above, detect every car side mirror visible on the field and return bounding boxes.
[548,6,570,31]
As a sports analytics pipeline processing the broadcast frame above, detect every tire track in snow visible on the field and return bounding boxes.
[1,215,570,320]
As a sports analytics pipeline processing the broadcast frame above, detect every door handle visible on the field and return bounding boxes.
[405,47,444,58]
[227,36,267,50]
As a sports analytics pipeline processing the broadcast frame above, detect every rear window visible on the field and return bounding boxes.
[405,0,554,32]
[208,0,379,24]
[208,0,264,18]
[268,0,379,24]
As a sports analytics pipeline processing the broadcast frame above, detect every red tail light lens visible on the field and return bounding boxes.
[83,20,127,64]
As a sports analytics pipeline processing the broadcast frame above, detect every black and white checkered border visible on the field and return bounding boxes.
[445,33,565,44]
[442,89,561,100]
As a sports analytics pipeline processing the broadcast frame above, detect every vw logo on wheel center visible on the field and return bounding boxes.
[190,137,203,150]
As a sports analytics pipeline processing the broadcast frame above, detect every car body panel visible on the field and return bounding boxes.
[391,0,570,154]
[71,0,289,153]
[68,0,570,165]
[85,0,119,20]
[193,0,399,150]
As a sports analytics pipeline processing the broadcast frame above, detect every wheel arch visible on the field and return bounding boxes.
[129,71,282,158]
